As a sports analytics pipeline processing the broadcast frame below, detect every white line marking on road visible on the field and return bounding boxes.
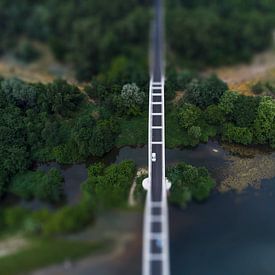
[151,202,162,207]
[150,216,164,222]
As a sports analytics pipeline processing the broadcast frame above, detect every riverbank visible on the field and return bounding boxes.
[30,210,142,275]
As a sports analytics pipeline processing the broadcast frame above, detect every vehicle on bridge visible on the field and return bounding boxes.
[152,152,157,162]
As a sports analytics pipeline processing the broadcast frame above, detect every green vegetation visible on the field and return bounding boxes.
[167,162,216,207]
[83,161,136,210]
[167,0,275,69]
[0,238,105,275]
[185,75,228,108]
[166,72,275,148]
[116,115,147,147]
[0,195,94,236]
[0,0,150,81]
[10,168,63,203]
[0,63,149,198]
[0,161,135,236]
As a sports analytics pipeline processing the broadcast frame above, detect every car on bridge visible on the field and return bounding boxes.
[152,152,157,162]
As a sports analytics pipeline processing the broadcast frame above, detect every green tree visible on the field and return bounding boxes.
[218,90,239,115]
[186,75,228,108]
[10,168,64,202]
[253,96,275,144]
[222,123,253,145]
[205,104,225,125]
[188,126,201,139]
[177,103,201,129]
[83,161,136,210]
[119,83,145,116]
[231,95,260,127]
[167,162,215,206]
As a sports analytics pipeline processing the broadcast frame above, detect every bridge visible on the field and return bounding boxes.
[142,0,171,274]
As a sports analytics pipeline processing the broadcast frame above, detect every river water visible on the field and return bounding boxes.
[34,141,275,274]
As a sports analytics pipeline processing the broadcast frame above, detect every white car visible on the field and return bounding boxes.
[152,152,156,162]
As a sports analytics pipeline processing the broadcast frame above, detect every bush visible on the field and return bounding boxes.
[10,168,64,203]
[177,103,202,129]
[186,75,228,108]
[83,161,136,210]
[43,201,93,235]
[222,124,253,145]
[205,104,225,125]
[231,95,260,127]
[167,162,215,207]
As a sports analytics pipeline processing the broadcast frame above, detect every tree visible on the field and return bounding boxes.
[205,104,225,125]
[253,96,275,144]
[1,78,37,108]
[186,75,228,108]
[119,83,145,116]
[218,90,239,115]
[188,126,201,140]
[177,103,202,129]
[231,95,260,127]
[167,162,215,206]
[10,168,64,202]
[222,123,253,145]
[37,79,84,116]
[83,161,136,210]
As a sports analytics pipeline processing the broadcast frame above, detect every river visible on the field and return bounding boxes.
[33,141,275,275]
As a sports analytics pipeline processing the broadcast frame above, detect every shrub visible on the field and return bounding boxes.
[177,103,202,129]
[10,168,64,202]
[186,75,228,108]
[83,161,136,210]
[222,124,253,145]
[167,162,215,207]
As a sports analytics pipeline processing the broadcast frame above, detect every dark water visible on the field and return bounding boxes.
[33,142,275,274]
[170,178,275,275]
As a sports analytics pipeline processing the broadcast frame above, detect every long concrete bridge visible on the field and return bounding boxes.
[142,0,171,274]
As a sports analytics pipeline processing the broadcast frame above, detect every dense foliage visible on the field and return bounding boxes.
[167,162,215,206]
[0,0,150,80]
[0,192,94,236]
[0,161,136,236]
[165,72,275,149]
[0,77,124,197]
[83,161,136,210]
[167,0,275,68]
[10,168,63,203]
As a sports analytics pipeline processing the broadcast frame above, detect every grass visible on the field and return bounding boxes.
[0,238,106,275]
[116,114,148,147]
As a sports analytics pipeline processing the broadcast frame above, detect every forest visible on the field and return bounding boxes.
[0,0,150,80]
[1,1,275,80]
[167,0,275,68]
